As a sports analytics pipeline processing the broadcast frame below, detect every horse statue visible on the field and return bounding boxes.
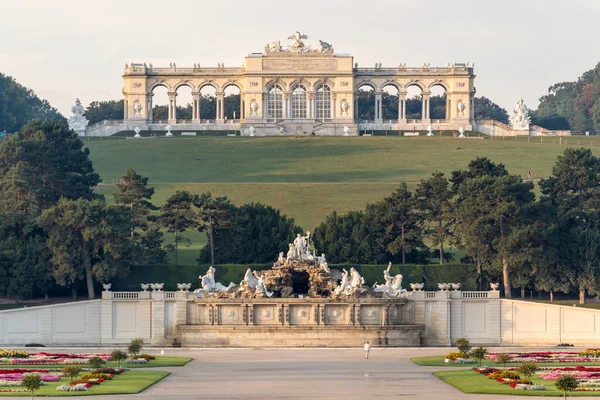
[239,268,259,289]
[318,40,334,53]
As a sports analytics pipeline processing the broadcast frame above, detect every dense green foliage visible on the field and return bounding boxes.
[535,62,600,134]
[0,73,63,133]
[198,202,303,264]
[84,100,124,125]
[473,96,509,123]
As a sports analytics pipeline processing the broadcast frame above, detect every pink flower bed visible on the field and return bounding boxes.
[0,373,60,382]
[487,351,598,364]
[4,352,110,365]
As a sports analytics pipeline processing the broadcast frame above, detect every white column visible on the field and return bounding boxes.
[375,92,383,124]
[216,92,224,121]
[192,92,200,123]
[422,92,431,123]
[168,92,177,124]
[399,92,407,124]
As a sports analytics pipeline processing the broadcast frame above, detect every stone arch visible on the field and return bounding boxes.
[222,80,244,92]
[381,82,400,121]
[264,79,287,91]
[404,80,426,92]
[429,81,449,120]
[380,80,401,92]
[198,81,220,92]
[355,80,376,92]
[174,80,195,92]
[428,80,449,91]
[149,81,172,92]
[356,82,376,121]
[223,83,242,120]
[404,81,425,121]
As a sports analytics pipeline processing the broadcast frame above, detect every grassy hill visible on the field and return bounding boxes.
[86,135,599,264]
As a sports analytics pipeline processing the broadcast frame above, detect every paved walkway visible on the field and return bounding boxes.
[5,347,600,399]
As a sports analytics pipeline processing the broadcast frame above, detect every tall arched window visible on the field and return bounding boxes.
[267,84,283,119]
[291,85,307,119]
[315,84,331,120]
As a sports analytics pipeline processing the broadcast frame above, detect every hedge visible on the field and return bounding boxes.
[112,263,477,292]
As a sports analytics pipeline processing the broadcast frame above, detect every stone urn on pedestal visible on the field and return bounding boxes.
[165,125,173,137]
[133,127,141,138]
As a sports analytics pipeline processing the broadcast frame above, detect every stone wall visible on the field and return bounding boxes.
[2,290,600,347]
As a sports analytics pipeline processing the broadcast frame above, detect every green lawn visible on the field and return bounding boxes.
[86,136,600,265]
[0,370,169,396]
[0,356,192,369]
[412,356,600,368]
[434,369,599,396]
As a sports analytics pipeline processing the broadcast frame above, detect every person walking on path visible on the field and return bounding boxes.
[364,341,371,359]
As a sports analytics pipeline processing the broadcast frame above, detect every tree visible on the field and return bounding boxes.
[452,158,534,298]
[84,100,124,125]
[555,375,578,399]
[62,366,82,383]
[110,350,128,368]
[495,353,511,368]
[88,356,106,371]
[39,198,131,299]
[0,119,101,211]
[223,93,241,119]
[377,183,425,265]
[415,172,454,264]
[474,96,509,123]
[158,191,197,265]
[540,148,600,304]
[199,202,302,264]
[0,73,63,133]
[194,192,234,266]
[21,372,42,399]
[127,338,144,358]
[470,346,488,367]
[455,337,471,356]
[114,168,166,264]
[518,362,539,382]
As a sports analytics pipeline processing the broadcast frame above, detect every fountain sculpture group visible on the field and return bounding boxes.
[179,233,424,347]
[193,232,410,300]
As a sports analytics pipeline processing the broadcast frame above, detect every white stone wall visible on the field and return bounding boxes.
[500,299,600,346]
[0,301,101,346]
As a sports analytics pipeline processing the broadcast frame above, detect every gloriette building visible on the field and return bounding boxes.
[117,32,476,136]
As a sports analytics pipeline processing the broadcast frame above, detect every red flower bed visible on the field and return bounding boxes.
[0,369,49,374]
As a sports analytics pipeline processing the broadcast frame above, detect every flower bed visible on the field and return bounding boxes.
[0,349,111,365]
[474,367,545,391]
[487,350,600,364]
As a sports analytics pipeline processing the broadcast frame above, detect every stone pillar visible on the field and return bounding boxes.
[447,97,451,120]
[374,92,383,124]
[167,92,177,125]
[355,304,361,326]
[470,93,475,122]
[248,305,254,326]
[422,92,431,124]
[216,92,225,122]
[147,94,153,123]
[100,291,113,345]
[282,92,289,119]
[150,290,166,345]
[192,92,200,123]
[240,94,244,120]
[124,99,129,120]
[175,291,189,329]
[308,93,314,119]
[332,96,337,119]
[399,91,407,124]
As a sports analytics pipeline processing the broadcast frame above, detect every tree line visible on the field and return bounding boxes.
[313,150,600,303]
[0,118,302,300]
[1,117,599,303]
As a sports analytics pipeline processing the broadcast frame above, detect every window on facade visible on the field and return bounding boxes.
[315,84,331,120]
[267,85,283,119]
[291,85,307,119]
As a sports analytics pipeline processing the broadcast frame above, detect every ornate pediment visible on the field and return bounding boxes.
[265,31,334,57]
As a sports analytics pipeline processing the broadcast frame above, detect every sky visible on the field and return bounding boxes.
[1,0,599,116]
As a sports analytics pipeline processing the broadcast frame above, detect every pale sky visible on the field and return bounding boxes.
[1,0,599,115]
